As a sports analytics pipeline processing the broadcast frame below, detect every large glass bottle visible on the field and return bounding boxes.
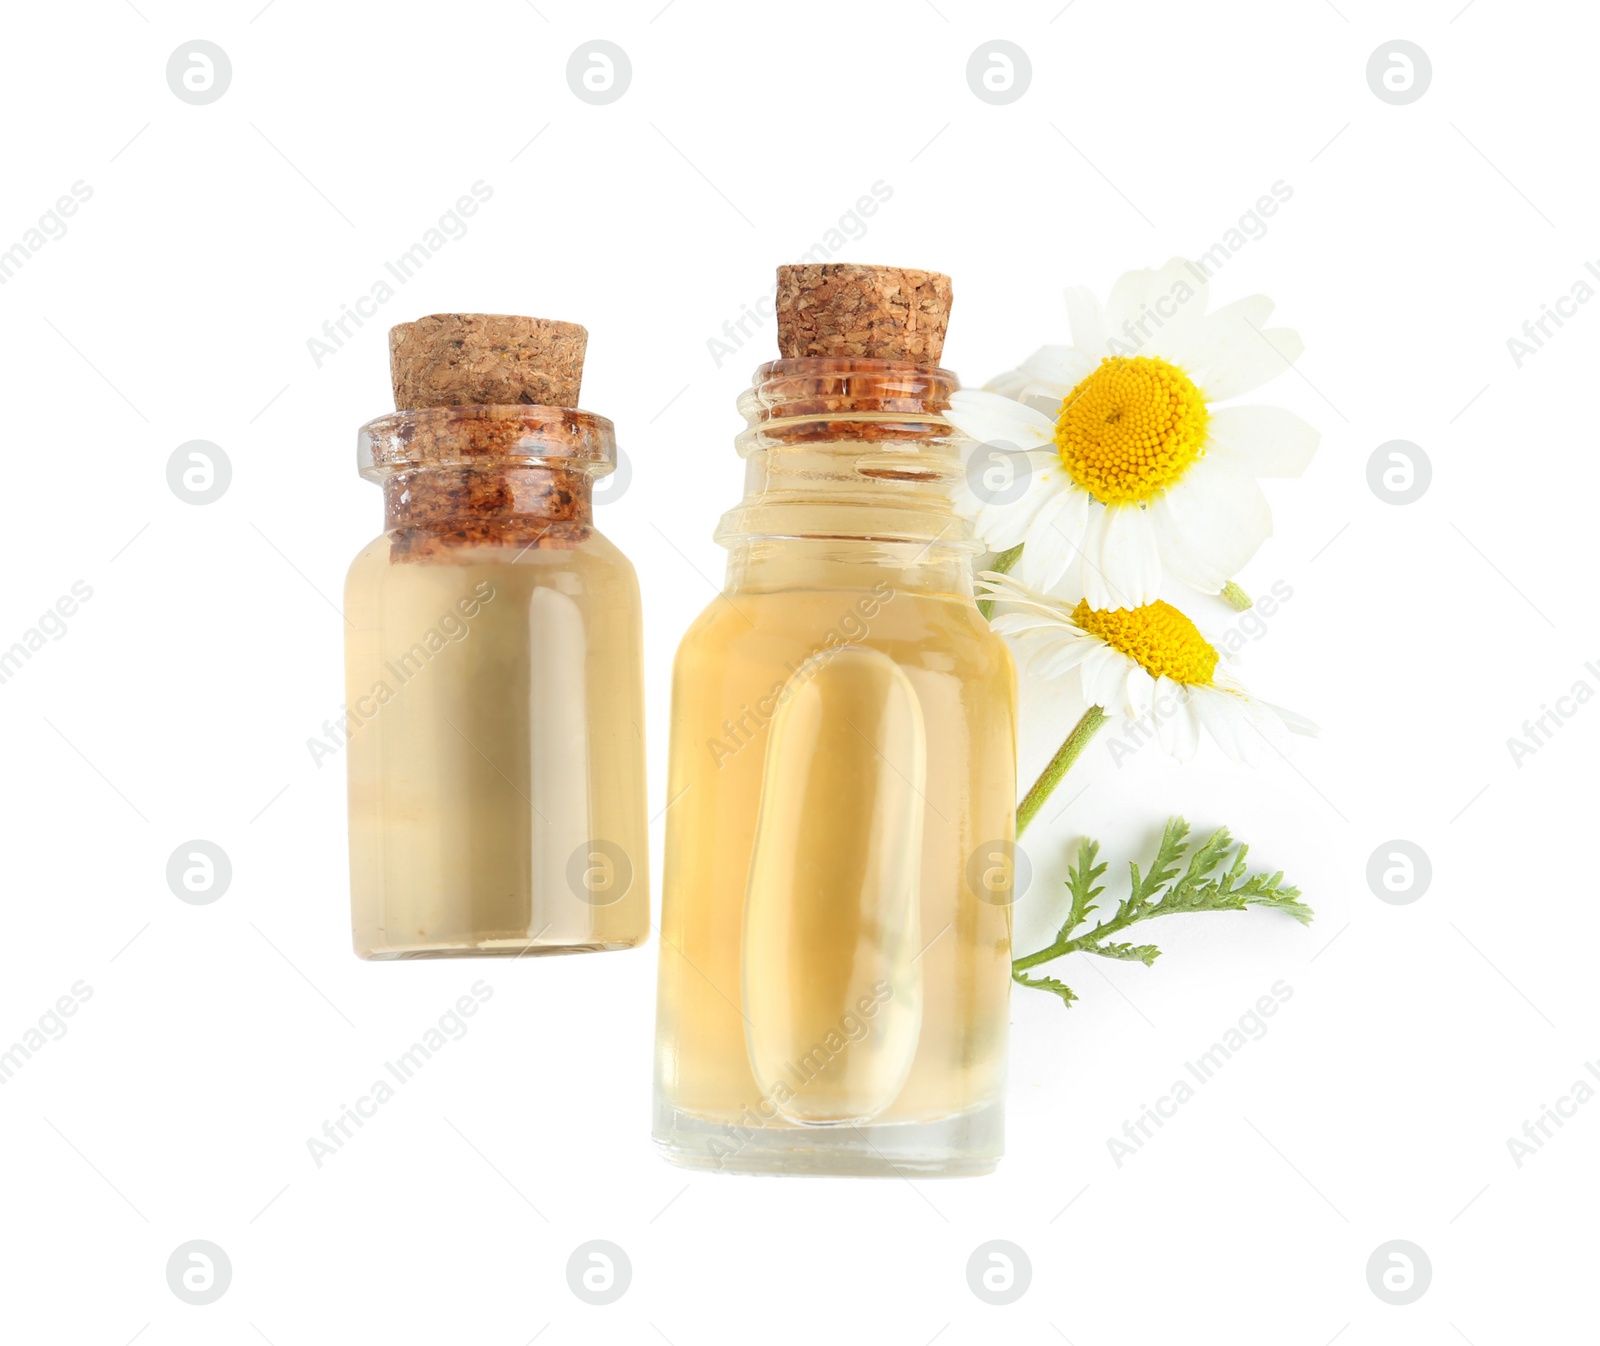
[345,314,648,959]
[653,273,1018,1174]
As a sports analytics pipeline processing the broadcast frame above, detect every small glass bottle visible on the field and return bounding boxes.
[653,266,1018,1174]
[345,313,648,958]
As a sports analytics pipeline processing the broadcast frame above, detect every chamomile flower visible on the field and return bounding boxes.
[980,571,1315,766]
[951,258,1318,608]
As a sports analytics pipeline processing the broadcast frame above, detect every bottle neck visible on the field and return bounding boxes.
[717,358,980,595]
[358,406,614,559]
[381,461,592,523]
[724,537,978,599]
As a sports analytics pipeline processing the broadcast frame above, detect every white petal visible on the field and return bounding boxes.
[1249,694,1319,738]
[1123,663,1154,721]
[1074,506,1115,608]
[1093,504,1162,608]
[1019,393,1068,421]
[1151,460,1272,594]
[1157,682,1202,763]
[1159,296,1301,403]
[1018,344,1095,392]
[1033,635,1099,678]
[1080,644,1138,713]
[947,390,1054,450]
[956,450,1062,550]
[1143,321,1204,367]
[1016,486,1091,591]
[1154,694,1181,756]
[1190,686,1258,764]
[977,570,1066,610]
[1064,285,1108,353]
[1169,295,1275,378]
[1238,696,1295,764]
[1075,504,1159,609]
[1205,406,1319,478]
[985,367,1035,400]
[1200,324,1304,402]
[989,612,1069,638]
[1103,259,1210,347]
[1014,634,1071,674]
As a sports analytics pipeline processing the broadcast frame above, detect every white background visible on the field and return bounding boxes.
[1,1,1592,1341]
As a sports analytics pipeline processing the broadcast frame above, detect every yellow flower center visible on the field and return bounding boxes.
[1055,355,1209,504]
[1073,599,1218,686]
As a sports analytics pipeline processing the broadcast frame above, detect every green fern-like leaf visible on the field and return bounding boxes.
[1089,941,1162,966]
[1013,970,1079,1006]
[1011,817,1312,1011]
[1057,839,1106,942]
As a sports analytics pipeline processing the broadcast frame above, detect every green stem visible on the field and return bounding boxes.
[1221,581,1252,611]
[1013,903,1146,970]
[1012,941,1063,973]
[1013,942,1071,973]
[1015,705,1109,837]
[977,543,1024,620]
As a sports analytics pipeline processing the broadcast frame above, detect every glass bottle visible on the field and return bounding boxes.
[345,315,648,958]
[653,273,1018,1174]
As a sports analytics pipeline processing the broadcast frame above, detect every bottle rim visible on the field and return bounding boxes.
[358,405,618,481]
[736,357,959,459]
[720,357,979,555]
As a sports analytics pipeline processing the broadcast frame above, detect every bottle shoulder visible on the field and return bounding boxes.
[347,527,637,573]
[345,530,642,610]
[675,581,1013,674]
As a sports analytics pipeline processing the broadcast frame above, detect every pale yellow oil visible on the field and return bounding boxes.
[345,536,648,958]
[654,560,1016,1148]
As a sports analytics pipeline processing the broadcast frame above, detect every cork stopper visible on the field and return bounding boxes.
[775,264,952,364]
[389,313,587,411]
